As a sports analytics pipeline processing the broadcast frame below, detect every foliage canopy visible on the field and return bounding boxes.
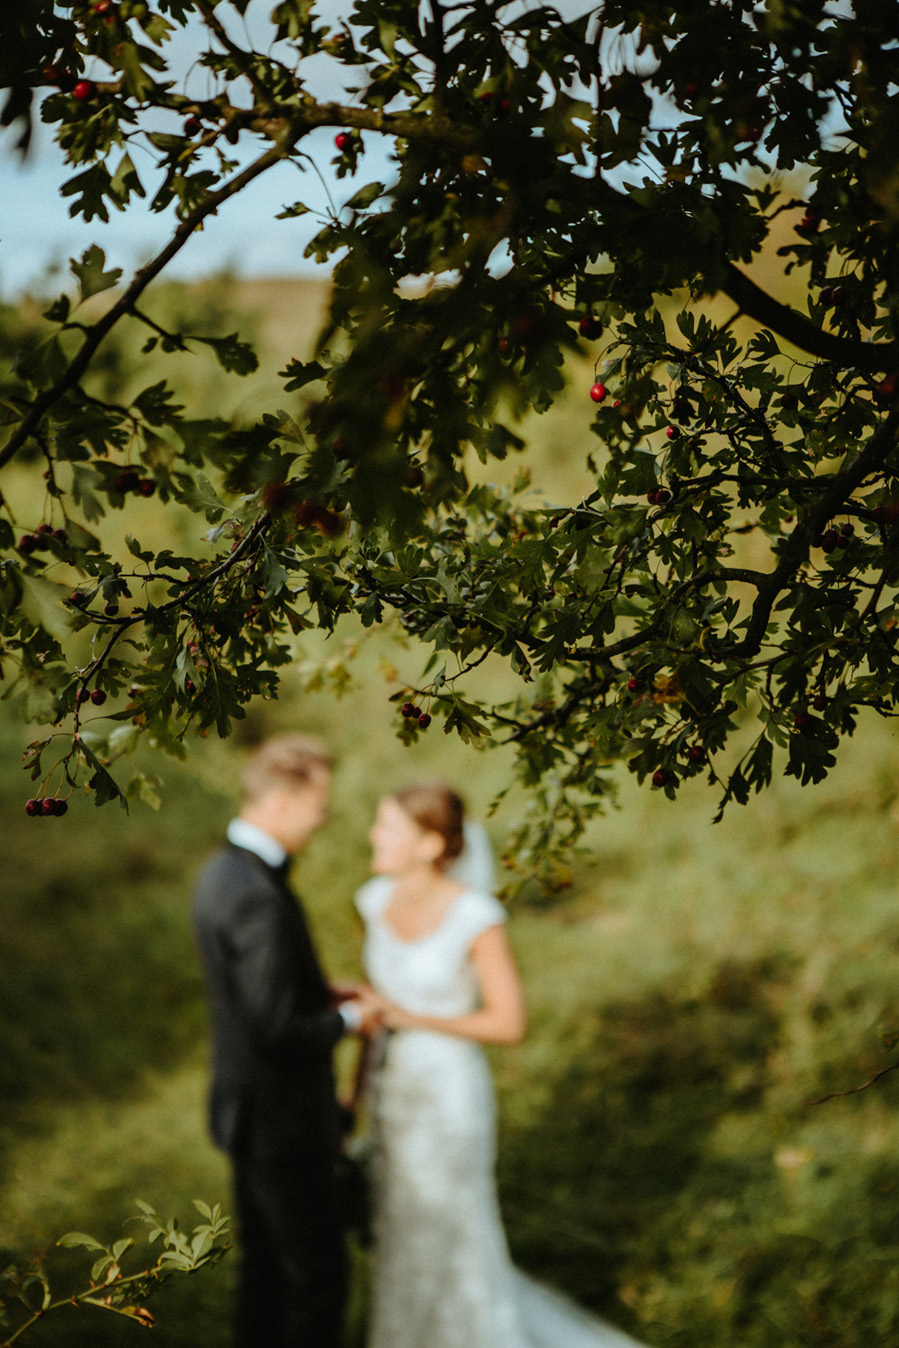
[2,0,899,879]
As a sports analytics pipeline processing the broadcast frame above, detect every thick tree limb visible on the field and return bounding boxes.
[720,262,899,375]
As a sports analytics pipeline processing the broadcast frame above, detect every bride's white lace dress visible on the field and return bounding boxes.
[355,875,643,1348]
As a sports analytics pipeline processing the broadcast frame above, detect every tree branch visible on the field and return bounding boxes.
[807,1056,899,1106]
[720,261,899,375]
[0,136,298,471]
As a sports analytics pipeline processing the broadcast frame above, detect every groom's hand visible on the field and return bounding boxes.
[329,981,364,1005]
[353,986,386,1036]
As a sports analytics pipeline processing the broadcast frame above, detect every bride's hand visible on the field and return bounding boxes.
[380,1001,418,1030]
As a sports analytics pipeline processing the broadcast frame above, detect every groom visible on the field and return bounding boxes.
[193,734,380,1348]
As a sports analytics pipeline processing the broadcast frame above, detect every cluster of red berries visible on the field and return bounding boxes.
[819,283,845,307]
[113,469,156,496]
[647,486,671,505]
[18,524,67,555]
[25,797,69,817]
[76,687,108,706]
[401,702,431,729]
[817,521,854,553]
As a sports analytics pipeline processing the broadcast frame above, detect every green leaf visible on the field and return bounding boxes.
[19,573,74,644]
[192,332,259,376]
[69,245,122,299]
[58,1232,106,1251]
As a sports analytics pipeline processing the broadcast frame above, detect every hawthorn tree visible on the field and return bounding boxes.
[1,0,899,880]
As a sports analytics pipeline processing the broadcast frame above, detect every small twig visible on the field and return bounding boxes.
[807,1057,899,1106]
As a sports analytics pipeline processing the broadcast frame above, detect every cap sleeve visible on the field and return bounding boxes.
[355,875,393,922]
[453,890,507,947]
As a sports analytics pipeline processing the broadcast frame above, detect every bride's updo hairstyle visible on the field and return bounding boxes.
[393,782,465,868]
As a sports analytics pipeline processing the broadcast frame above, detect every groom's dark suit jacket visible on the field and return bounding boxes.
[192,842,346,1163]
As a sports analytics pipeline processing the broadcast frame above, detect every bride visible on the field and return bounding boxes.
[354,781,644,1348]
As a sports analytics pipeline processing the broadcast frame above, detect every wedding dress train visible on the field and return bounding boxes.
[355,876,644,1348]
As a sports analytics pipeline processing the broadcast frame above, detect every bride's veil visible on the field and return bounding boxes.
[448,819,497,893]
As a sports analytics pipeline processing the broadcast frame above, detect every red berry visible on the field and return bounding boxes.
[876,373,899,403]
[72,79,96,102]
[90,688,107,705]
[334,131,354,152]
[812,694,827,711]
[401,702,416,717]
[652,769,668,788]
[666,425,679,440]
[69,591,85,606]
[687,745,705,764]
[53,798,69,816]
[41,798,57,816]
[841,521,854,536]
[77,686,92,704]
[589,382,607,403]
[794,710,811,730]
[25,799,40,817]
[137,478,156,497]
[113,469,139,493]
[184,116,202,136]
[627,676,639,691]
[418,713,431,729]
[578,316,603,339]
[795,208,822,238]
[104,601,119,616]
[17,534,37,554]
[53,527,67,542]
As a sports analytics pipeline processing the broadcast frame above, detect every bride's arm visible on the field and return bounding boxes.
[381,925,527,1045]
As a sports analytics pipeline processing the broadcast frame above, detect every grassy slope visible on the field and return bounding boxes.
[5,262,899,1347]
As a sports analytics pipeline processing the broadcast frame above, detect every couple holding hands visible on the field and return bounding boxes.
[193,734,639,1348]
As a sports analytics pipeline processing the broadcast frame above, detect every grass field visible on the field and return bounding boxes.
[5,264,899,1347]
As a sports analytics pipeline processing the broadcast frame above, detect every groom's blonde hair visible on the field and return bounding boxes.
[241,734,331,802]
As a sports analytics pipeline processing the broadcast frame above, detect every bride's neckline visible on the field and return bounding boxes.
[379,879,469,945]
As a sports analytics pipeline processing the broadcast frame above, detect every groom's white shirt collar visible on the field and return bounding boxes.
[226,818,288,869]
